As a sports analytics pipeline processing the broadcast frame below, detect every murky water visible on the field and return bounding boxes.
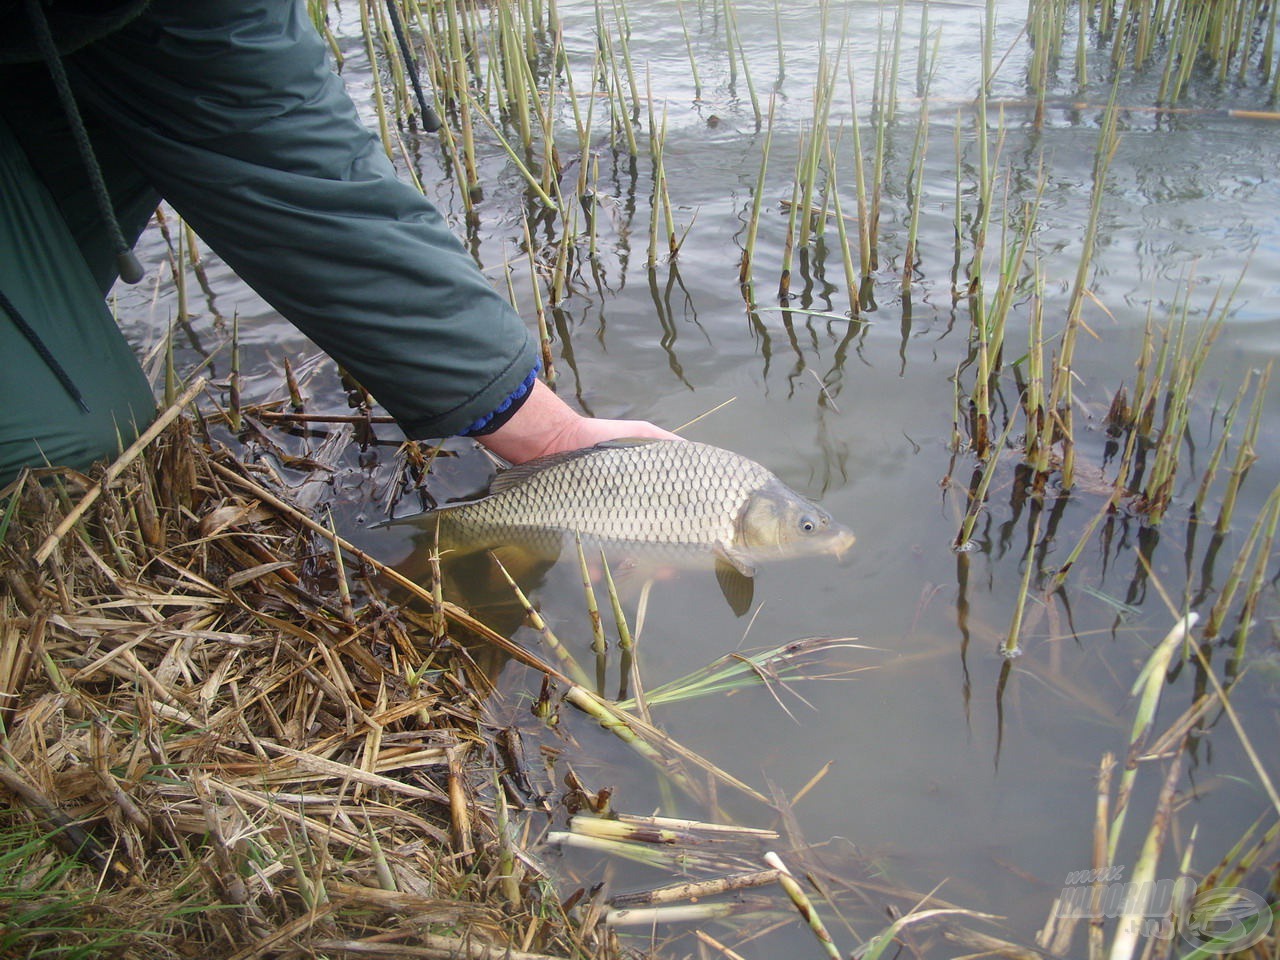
[113,1,1280,954]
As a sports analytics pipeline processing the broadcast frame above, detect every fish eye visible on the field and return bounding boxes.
[799,516,817,534]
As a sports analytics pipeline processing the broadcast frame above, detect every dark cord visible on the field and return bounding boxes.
[384,0,442,133]
[0,288,90,413]
[23,0,145,284]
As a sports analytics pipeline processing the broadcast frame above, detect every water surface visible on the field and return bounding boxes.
[113,1,1280,954]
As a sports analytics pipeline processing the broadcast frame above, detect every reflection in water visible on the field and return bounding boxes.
[645,263,699,391]
[112,0,1280,951]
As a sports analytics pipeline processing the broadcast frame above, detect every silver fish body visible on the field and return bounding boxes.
[415,438,855,577]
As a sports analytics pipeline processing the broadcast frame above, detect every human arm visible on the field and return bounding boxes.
[475,378,679,464]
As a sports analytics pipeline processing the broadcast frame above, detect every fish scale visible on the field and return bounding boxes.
[432,439,776,555]
[410,438,855,587]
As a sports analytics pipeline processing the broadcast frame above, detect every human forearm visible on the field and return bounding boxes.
[475,378,678,464]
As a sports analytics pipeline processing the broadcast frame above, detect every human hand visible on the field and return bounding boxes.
[475,379,679,464]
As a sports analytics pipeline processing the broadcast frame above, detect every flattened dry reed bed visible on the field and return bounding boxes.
[0,410,601,959]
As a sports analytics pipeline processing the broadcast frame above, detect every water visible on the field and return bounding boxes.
[112,1,1280,955]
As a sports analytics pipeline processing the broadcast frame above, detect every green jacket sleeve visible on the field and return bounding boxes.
[67,0,538,439]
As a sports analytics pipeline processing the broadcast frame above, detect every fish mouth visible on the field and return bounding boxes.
[831,529,857,565]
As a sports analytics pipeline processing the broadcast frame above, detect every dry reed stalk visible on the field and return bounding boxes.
[0,414,645,958]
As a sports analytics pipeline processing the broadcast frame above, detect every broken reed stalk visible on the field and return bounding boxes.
[1108,612,1198,863]
[200,455,769,809]
[574,532,608,692]
[33,378,207,565]
[488,550,594,689]
[764,852,842,960]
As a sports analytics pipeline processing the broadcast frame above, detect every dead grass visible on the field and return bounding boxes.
[0,410,603,959]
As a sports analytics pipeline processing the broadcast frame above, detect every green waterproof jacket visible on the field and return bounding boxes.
[0,0,538,484]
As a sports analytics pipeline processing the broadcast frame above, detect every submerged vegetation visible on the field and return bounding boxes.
[4,0,1280,957]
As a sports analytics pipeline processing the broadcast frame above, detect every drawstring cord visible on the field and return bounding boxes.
[23,0,145,285]
[0,288,90,413]
[383,0,442,134]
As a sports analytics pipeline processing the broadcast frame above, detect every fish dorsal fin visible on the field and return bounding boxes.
[487,437,665,495]
[593,437,664,449]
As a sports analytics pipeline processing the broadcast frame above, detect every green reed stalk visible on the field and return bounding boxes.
[1023,262,1053,480]
[519,215,556,381]
[645,72,662,267]
[1230,485,1280,670]
[568,51,597,198]
[1076,0,1088,87]
[1263,0,1277,83]
[885,0,906,123]
[550,196,573,314]
[1193,371,1252,516]
[1204,483,1280,641]
[468,94,559,209]
[599,20,639,156]
[1131,309,1165,439]
[1048,430,1138,591]
[574,533,608,692]
[868,52,889,270]
[1217,360,1272,533]
[846,66,872,284]
[954,413,1019,549]
[916,0,931,94]
[1142,305,1221,524]
[1054,77,1122,490]
[540,59,562,197]
[952,110,963,287]
[799,56,838,251]
[1108,612,1199,863]
[587,154,601,259]
[778,142,804,299]
[740,98,776,289]
[491,552,593,688]
[444,0,480,201]
[774,0,786,83]
[901,93,929,295]
[378,0,411,125]
[229,312,241,433]
[611,0,641,119]
[598,549,633,656]
[359,0,394,159]
[826,140,860,317]
[1004,509,1041,657]
[725,0,762,125]
[497,2,534,154]
[674,0,702,100]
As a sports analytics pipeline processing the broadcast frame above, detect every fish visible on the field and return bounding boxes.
[398,438,855,615]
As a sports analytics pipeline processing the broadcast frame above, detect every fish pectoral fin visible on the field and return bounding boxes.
[714,541,757,578]
[714,558,755,618]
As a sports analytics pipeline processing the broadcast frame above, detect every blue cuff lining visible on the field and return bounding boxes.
[460,362,540,436]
